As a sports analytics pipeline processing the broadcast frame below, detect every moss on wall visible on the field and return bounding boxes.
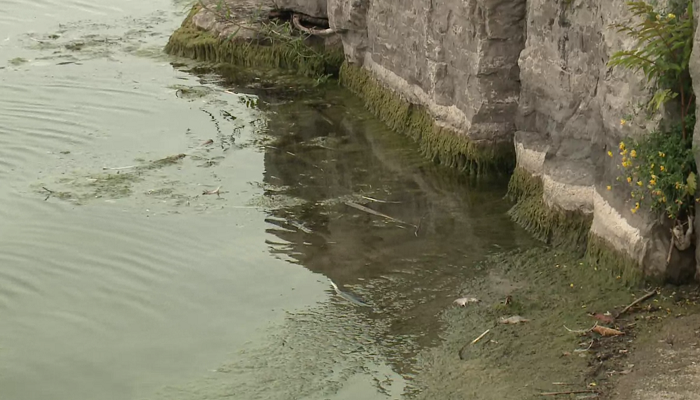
[585,233,643,286]
[164,5,344,78]
[338,63,515,175]
[506,167,592,252]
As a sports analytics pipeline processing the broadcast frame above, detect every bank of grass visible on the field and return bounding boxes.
[414,247,694,400]
[165,3,344,79]
[339,63,515,176]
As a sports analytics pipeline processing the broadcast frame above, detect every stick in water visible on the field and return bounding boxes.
[540,389,600,396]
[471,329,490,345]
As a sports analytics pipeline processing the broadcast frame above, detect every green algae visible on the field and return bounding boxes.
[586,233,643,286]
[414,246,690,400]
[164,4,344,78]
[506,167,592,252]
[338,63,515,176]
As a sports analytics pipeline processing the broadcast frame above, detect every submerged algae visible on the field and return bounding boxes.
[339,63,515,176]
[507,168,592,252]
[507,168,648,285]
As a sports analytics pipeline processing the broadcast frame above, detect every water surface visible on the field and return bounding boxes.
[0,1,534,399]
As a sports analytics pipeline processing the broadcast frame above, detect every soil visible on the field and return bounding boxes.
[609,312,700,400]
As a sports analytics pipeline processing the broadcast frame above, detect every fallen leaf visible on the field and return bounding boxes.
[592,325,624,336]
[590,313,615,324]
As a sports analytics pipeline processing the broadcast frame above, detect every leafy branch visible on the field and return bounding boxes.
[608,1,695,139]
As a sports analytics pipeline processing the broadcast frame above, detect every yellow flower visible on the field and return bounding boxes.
[607,185,612,191]
[660,165,665,171]
[651,163,655,169]
[662,196,667,203]
[650,179,656,186]
[659,152,665,158]
[621,149,628,156]
[627,177,632,183]
[630,150,637,158]
[668,13,676,19]
[619,142,626,151]
[635,202,640,209]
[675,182,682,189]
[631,208,637,214]
[620,119,627,126]
[570,283,574,288]
[631,192,635,198]
[608,150,613,157]
[637,181,643,187]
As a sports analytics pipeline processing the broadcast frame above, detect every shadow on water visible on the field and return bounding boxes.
[155,65,538,398]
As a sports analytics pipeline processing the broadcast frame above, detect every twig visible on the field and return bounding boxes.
[202,186,221,196]
[616,289,658,318]
[345,201,417,229]
[41,187,54,194]
[102,165,137,171]
[564,322,598,335]
[551,382,577,386]
[361,195,401,204]
[540,389,599,396]
[666,229,674,265]
[471,329,490,345]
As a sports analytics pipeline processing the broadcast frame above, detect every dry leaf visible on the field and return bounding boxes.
[592,325,624,336]
[590,313,615,324]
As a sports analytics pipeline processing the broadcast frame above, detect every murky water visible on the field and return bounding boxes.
[0,1,534,399]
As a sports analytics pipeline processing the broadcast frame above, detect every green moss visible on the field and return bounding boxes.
[506,167,592,252]
[164,5,344,78]
[338,63,515,175]
[585,233,643,286]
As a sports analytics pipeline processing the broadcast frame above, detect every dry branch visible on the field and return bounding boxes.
[616,289,658,318]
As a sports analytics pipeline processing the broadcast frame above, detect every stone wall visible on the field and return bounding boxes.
[165,0,700,282]
[331,0,527,173]
[327,0,697,281]
[514,0,696,282]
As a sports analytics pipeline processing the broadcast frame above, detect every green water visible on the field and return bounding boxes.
[0,1,535,399]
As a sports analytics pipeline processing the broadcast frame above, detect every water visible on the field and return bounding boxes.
[0,1,534,399]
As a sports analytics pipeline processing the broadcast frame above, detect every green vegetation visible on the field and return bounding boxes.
[506,168,592,252]
[165,2,344,78]
[607,1,696,224]
[339,63,515,175]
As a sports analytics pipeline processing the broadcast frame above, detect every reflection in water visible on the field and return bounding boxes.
[0,0,536,396]
[200,77,536,396]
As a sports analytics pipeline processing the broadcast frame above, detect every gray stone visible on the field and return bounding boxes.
[273,0,327,18]
[331,0,527,145]
[691,0,700,283]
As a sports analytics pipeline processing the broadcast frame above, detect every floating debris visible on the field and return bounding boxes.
[499,315,530,325]
[454,297,480,307]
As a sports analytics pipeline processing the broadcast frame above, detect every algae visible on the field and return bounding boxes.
[414,247,691,400]
[586,233,643,286]
[506,167,592,252]
[164,4,344,78]
[338,63,515,176]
